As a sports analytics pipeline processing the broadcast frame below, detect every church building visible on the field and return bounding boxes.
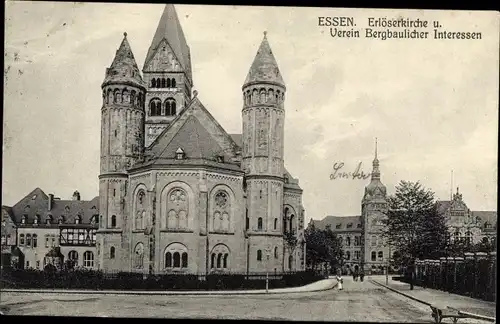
[96,4,306,274]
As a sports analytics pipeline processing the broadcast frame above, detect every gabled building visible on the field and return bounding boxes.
[96,4,306,274]
[2,188,99,270]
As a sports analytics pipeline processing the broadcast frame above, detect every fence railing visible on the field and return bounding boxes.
[399,252,496,302]
[0,268,326,291]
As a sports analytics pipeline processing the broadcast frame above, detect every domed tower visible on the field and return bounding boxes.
[97,32,146,271]
[361,138,389,272]
[242,32,286,272]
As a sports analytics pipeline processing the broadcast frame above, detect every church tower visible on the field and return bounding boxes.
[143,4,193,147]
[361,139,389,272]
[242,32,286,272]
[97,32,146,271]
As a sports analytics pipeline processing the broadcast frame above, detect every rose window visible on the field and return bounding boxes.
[215,192,228,208]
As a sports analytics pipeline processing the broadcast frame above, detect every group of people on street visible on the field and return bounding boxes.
[335,268,365,291]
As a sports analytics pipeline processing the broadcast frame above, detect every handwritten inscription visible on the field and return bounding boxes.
[330,162,371,180]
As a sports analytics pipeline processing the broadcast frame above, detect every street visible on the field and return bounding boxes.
[0,276,440,322]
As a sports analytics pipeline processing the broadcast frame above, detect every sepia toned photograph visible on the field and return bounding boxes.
[2,2,498,322]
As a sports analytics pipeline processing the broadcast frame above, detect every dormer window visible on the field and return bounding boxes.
[176,147,185,160]
[347,223,353,228]
[357,223,362,228]
[21,215,27,224]
[59,216,65,224]
[46,215,53,225]
[34,215,40,225]
[32,195,37,200]
[65,206,70,213]
[336,224,341,229]
[216,155,224,163]
[284,177,289,184]
[75,216,82,224]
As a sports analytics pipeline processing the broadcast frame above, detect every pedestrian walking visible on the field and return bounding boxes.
[336,274,343,290]
[360,271,365,282]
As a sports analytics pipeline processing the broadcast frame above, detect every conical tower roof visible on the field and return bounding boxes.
[363,138,387,202]
[144,4,192,83]
[102,32,144,89]
[244,32,285,88]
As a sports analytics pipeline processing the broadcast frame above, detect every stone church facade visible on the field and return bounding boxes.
[96,4,306,274]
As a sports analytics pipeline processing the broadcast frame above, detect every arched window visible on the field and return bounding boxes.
[371,251,376,261]
[134,243,144,269]
[46,215,53,224]
[173,252,180,267]
[166,188,189,230]
[161,78,166,88]
[113,89,120,103]
[371,235,377,246]
[217,253,222,268]
[34,215,40,224]
[135,190,146,230]
[83,251,94,268]
[289,214,295,233]
[110,215,117,228]
[213,190,230,232]
[274,218,278,230]
[257,249,262,261]
[165,98,176,116]
[346,251,351,260]
[110,246,115,259]
[149,98,162,116]
[164,243,188,269]
[166,78,171,88]
[283,207,289,233]
[19,234,25,245]
[151,79,156,88]
[245,208,249,230]
[75,216,81,224]
[106,89,112,104]
[210,244,230,270]
[69,250,78,266]
[171,78,176,87]
[130,90,136,107]
[26,234,32,247]
[156,78,161,87]
[257,217,263,230]
[166,252,172,268]
[211,253,216,269]
[378,251,383,260]
[274,246,278,259]
[346,237,351,246]
[33,234,37,248]
[465,231,472,245]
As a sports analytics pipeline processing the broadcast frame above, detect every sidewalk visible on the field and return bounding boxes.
[0,278,337,296]
[370,276,496,319]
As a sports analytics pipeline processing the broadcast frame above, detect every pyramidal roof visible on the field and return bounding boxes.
[144,4,192,83]
[102,33,144,88]
[244,32,285,87]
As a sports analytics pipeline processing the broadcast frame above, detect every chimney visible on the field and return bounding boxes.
[48,194,54,211]
[72,191,81,201]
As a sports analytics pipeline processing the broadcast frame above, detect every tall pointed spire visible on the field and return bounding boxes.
[363,138,386,202]
[371,137,380,180]
[244,32,285,87]
[102,32,144,88]
[144,4,192,83]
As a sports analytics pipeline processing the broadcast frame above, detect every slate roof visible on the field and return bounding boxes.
[102,33,144,88]
[5,188,99,226]
[244,33,285,87]
[311,215,363,232]
[144,4,192,83]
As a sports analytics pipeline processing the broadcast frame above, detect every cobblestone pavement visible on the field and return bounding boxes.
[0,277,480,322]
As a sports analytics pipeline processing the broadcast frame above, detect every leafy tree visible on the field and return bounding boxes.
[304,222,343,273]
[381,181,449,287]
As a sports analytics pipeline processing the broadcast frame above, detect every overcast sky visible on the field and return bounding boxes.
[3,2,499,223]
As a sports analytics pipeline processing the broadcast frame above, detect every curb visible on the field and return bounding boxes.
[370,279,431,306]
[371,280,496,322]
[0,279,337,296]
